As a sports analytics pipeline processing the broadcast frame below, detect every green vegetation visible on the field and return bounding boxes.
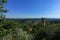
[0,0,60,40]
[0,18,60,40]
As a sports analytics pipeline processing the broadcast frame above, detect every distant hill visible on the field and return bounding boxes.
[6,18,60,21]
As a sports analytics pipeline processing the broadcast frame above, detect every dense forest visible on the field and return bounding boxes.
[0,0,60,40]
[1,18,60,40]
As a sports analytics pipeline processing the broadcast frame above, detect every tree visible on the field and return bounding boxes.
[0,0,7,20]
[0,0,7,40]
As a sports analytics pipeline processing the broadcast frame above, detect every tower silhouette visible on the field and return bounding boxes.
[40,17,46,26]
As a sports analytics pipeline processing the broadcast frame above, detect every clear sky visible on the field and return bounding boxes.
[6,0,60,18]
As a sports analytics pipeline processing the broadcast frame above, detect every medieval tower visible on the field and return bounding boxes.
[40,17,47,26]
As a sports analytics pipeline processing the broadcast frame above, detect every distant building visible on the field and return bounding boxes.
[40,17,47,26]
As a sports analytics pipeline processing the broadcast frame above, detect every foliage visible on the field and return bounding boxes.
[0,0,7,20]
[15,28,33,40]
[0,18,60,40]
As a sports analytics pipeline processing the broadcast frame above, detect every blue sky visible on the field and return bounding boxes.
[6,0,60,18]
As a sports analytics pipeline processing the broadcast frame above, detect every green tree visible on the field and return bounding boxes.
[0,0,7,20]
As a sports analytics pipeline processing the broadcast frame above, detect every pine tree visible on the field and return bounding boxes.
[0,0,7,20]
[0,0,7,40]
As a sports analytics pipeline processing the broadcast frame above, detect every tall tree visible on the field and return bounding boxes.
[0,0,7,40]
[0,0,7,20]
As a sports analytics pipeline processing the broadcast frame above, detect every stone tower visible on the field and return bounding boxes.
[40,17,46,26]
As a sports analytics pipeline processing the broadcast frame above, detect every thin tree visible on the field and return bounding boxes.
[0,0,7,20]
[0,0,7,40]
